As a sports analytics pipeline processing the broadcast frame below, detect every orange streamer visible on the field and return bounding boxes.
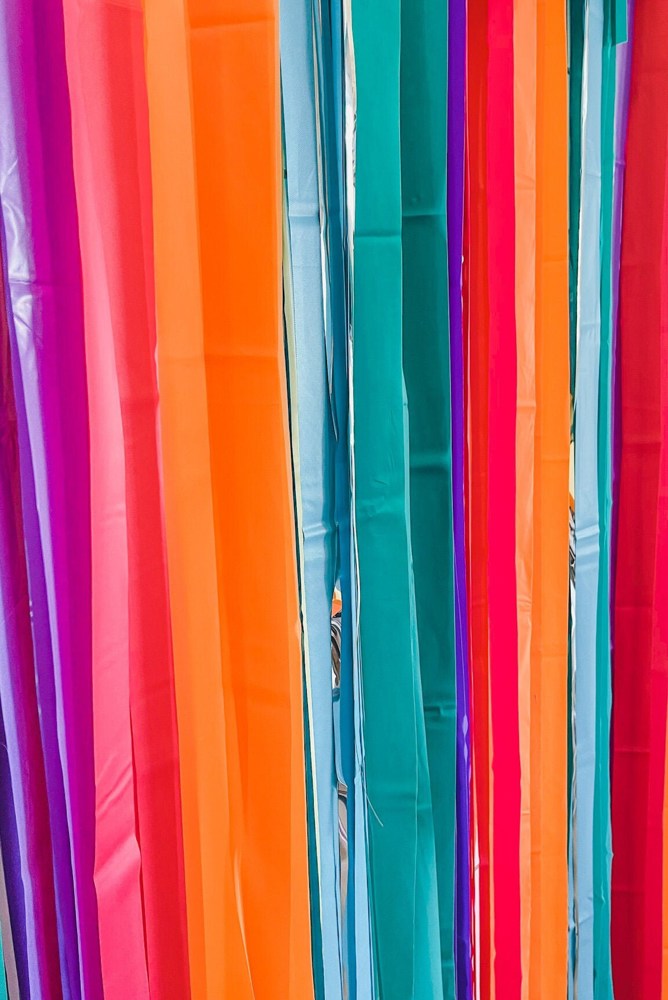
[141,4,251,995]
[142,2,313,997]
[530,0,569,995]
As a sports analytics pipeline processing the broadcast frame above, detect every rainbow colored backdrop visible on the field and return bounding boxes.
[0,0,666,997]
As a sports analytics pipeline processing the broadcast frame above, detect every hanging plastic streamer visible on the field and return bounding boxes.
[281,2,346,995]
[0,2,666,999]
[0,2,100,997]
[400,1,458,996]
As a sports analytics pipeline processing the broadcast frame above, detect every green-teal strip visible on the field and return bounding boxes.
[400,1,457,997]
[352,0,443,996]
[593,3,616,995]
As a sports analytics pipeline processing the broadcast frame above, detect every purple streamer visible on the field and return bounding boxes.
[0,249,62,998]
[448,0,473,996]
[0,2,101,997]
[0,714,29,999]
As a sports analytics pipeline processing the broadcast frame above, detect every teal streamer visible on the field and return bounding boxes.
[400,1,457,996]
[352,0,443,996]
[593,3,616,995]
[311,0,375,993]
[569,0,586,403]
[612,0,627,43]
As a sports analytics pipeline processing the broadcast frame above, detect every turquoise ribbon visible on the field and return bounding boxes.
[352,0,443,996]
[593,2,616,994]
[400,1,458,995]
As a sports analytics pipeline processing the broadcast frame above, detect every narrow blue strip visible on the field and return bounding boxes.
[573,1,603,995]
[280,5,344,997]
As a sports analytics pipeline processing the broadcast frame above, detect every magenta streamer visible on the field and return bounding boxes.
[610,1,633,641]
[0,2,101,997]
[448,0,473,994]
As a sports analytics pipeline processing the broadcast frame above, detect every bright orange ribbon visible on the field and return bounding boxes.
[142,3,313,997]
[530,0,570,995]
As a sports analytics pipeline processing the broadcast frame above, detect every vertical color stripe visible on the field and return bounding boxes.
[466,0,494,990]
[611,1,668,993]
[513,0,537,991]
[0,3,102,994]
[487,0,522,993]
[281,1,344,992]
[61,3,189,996]
[401,0,458,994]
[531,0,570,995]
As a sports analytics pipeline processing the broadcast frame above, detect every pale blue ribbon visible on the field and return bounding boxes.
[573,0,603,995]
[281,4,344,996]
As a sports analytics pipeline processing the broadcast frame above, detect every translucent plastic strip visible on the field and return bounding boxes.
[611,1,668,993]
[0,3,102,994]
[400,0,458,993]
[0,839,18,1000]
[61,3,189,995]
[487,0,522,993]
[141,3,259,993]
[531,0,570,994]
[60,6,147,993]
[465,0,494,990]
[513,0,537,990]
[303,0,374,991]
[280,1,344,992]
[592,3,617,992]
[143,2,314,995]
[0,235,61,999]
[447,2,474,990]
[573,1,603,991]
[352,0,443,994]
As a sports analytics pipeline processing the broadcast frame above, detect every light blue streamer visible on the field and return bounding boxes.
[573,0,603,995]
[280,6,345,998]
[314,1,375,995]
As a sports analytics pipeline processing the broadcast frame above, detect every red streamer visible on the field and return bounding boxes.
[486,0,522,995]
[612,2,668,995]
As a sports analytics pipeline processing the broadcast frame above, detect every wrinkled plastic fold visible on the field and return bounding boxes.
[352,0,442,996]
[0,2,101,996]
[487,1,522,994]
[532,0,570,995]
[142,2,314,997]
[611,2,668,995]
[401,0,457,994]
[61,1,189,996]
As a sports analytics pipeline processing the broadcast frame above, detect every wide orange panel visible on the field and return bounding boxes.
[141,3,255,996]
[143,1,313,996]
[186,3,314,995]
[531,0,569,995]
